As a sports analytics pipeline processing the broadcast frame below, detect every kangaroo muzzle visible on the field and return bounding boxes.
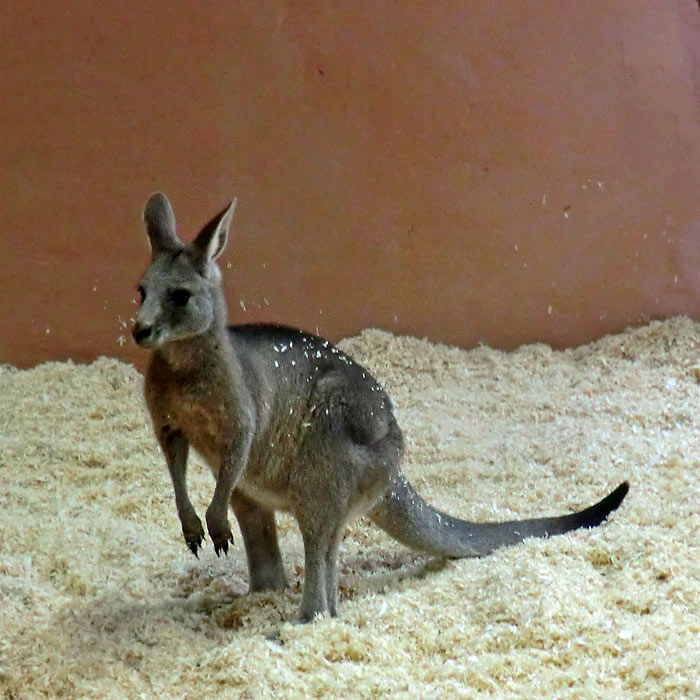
[132,322,154,347]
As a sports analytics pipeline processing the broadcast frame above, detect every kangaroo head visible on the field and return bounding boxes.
[132,193,237,349]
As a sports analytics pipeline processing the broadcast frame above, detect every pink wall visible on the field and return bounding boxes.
[2,1,700,368]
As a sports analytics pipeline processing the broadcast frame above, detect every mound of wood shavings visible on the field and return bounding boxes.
[1,318,699,699]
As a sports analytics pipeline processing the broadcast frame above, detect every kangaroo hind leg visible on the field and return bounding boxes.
[231,491,287,593]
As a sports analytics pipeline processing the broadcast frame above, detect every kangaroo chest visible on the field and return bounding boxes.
[174,390,231,462]
[146,359,235,461]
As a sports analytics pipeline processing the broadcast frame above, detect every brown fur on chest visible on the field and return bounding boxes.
[173,396,225,452]
[146,367,234,454]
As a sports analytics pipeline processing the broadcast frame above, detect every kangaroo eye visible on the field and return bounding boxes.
[171,288,191,307]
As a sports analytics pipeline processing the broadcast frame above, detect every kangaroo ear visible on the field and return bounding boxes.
[191,198,237,263]
[143,192,181,256]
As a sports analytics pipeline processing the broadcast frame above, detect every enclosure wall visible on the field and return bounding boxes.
[2,1,700,368]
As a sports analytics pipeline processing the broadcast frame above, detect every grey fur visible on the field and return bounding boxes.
[133,193,629,623]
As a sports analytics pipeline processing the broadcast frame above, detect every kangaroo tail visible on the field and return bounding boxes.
[369,474,629,558]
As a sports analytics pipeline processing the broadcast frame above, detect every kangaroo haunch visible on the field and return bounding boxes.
[133,192,629,623]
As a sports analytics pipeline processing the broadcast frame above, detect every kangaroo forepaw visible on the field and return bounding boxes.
[206,515,234,557]
[181,513,206,557]
[212,532,234,557]
[187,536,204,558]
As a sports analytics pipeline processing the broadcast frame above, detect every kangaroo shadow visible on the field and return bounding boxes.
[50,548,449,662]
[337,550,449,603]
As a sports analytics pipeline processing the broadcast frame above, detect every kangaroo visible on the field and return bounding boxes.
[132,192,629,623]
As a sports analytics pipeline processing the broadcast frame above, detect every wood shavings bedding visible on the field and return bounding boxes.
[1,318,699,699]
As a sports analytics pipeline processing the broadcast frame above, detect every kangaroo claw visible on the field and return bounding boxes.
[213,536,233,557]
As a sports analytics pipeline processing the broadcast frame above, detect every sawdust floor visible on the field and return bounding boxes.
[1,318,699,699]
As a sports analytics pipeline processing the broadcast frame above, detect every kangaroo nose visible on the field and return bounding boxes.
[132,322,152,345]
